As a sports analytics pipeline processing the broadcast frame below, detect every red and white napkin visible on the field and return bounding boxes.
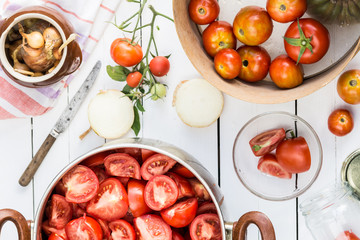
[0,0,121,119]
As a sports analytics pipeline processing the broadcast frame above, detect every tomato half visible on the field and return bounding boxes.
[188,178,211,201]
[134,214,172,240]
[42,220,67,238]
[126,72,143,88]
[189,214,221,240]
[188,0,220,25]
[269,54,303,89]
[161,198,198,228]
[71,203,86,219]
[336,231,360,240]
[328,109,354,137]
[91,166,107,184]
[167,172,195,199]
[110,38,143,67]
[104,153,141,179]
[172,164,195,178]
[109,219,136,240]
[266,0,307,23]
[115,148,142,162]
[149,56,170,77]
[140,153,177,180]
[62,165,99,203]
[196,202,217,215]
[141,149,156,162]
[127,179,152,217]
[81,152,109,167]
[257,153,292,179]
[86,178,129,222]
[337,70,360,105]
[249,128,286,157]
[172,231,185,240]
[48,194,72,230]
[144,175,179,211]
[65,216,103,240]
[214,48,242,80]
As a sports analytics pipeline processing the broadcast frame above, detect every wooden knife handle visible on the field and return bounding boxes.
[19,134,57,187]
[0,209,31,240]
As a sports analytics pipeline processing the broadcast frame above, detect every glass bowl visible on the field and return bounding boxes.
[233,111,323,201]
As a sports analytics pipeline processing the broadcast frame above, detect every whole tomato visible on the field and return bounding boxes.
[269,54,303,89]
[284,18,330,64]
[149,56,170,77]
[328,109,354,137]
[110,38,143,67]
[188,0,220,25]
[233,6,273,46]
[266,0,307,23]
[214,48,242,80]
[337,70,360,104]
[236,45,271,82]
[126,72,143,88]
[202,21,236,57]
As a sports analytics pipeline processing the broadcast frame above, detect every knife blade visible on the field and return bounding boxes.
[19,60,102,187]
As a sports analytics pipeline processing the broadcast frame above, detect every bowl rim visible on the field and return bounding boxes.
[232,111,323,201]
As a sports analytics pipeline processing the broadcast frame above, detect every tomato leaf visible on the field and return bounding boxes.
[107,65,130,81]
[122,84,132,94]
[136,100,145,112]
[131,106,141,136]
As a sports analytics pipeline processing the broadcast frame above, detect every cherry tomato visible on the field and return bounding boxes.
[126,72,143,88]
[104,153,141,179]
[337,70,360,104]
[109,219,136,240]
[144,175,179,211]
[167,172,195,199]
[48,194,72,230]
[276,135,311,173]
[140,153,177,180]
[161,198,198,228]
[328,109,354,137]
[266,0,307,23]
[48,233,66,240]
[134,214,172,240]
[149,56,170,77]
[214,48,242,80]
[188,0,220,25]
[141,149,156,162]
[110,38,143,67]
[86,178,129,222]
[172,231,185,240]
[188,178,210,201]
[249,128,286,157]
[269,54,303,89]
[65,216,103,240]
[284,18,330,64]
[257,153,292,179]
[202,21,237,57]
[336,231,360,240]
[127,179,152,217]
[172,164,195,178]
[236,45,271,82]
[189,214,221,240]
[62,165,99,203]
[233,6,273,46]
[81,152,109,167]
[196,202,217,215]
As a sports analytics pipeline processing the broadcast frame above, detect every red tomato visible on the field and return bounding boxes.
[266,0,307,23]
[48,194,72,230]
[65,216,103,240]
[202,21,237,57]
[214,48,242,80]
[233,6,273,46]
[62,165,99,203]
[71,203,86,219]
[127,179,152,217]
[109,219,136,240]
[141,149,156,162]
[284,18,330,64]
[126,72,143,88]
[161,198,198,228]
[116,148,142,162]
[328,109,354,137]
[144,175,179,211]
[97,219,111,240]
[188,178,211,201]
[167,172,195,199]
[110,38,143,67]
[104,153,141,179]
[42,220,67,237]
[276,136,311,173]
[134,214,172,240]
[189,214,221,240]
[81,152,109,167]
[269,54,303,89]
[90,166,107,184]
[49,233,66,240]
[140,153,177,180]
[172,231,185,240]
[196,202,217,215]
[149,56,170,77]
[117,176,130,187]
[188,0,220,25]
[249,128,286,156]
[336,231,360,240]
[86,178,129,222]
[257,153,292,179]
[337,70,360,104]
[236,45,271,82]
[172,164,195,178]
[55,180,66,196]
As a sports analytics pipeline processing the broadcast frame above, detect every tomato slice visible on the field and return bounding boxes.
[42,220,67,238]
[144,175,179,211]
[104,153,141,179]
[160,197,198,228]
[140,154,177,180]
[249,128,286,156]
[141,149,157,162]
[134,214,172,240]
[62,165,99,203]
[48,194,72,230]
[71,203,86,219]
[196,202,217,215]
[189,214,222,240]
[172,231,185,240]
[127,179,152,217]
[109,219,136,240]
[172,164,195,178]
[97,219,111,240]
[115,148,142,162]
[81,152,109,167]
[86,178,129,222]
[90,166,108,184]
[188,178,211,201]
[257,153,292,179]
[65,216,103,240]
[336,231,360,240]
[167,172,195,199]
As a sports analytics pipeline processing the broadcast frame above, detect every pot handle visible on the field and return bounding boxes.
[0,209,31,240]
[232,211,275,240]
[66,41,83,75]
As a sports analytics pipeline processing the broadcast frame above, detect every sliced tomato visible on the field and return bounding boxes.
[115,148,142,162]
[71,203,86,219]
[249,128,286,156]
[144,175,179,211]
[42,220,67,238]
[54,179,67,196]
[196,202,217,215]
[188,178,211,201]
[62,165,99,203]
[86,178,129,222]
[167,172,195,199]
[49,232,66,240]
[257,153,292,179]
[109,219,136,240]
[90,166,108,184]
[172,231,185,240]
[172,164,195,178]
[48,194,72,230]
[134,214,172,240]
[97,219,111,240]
[81,152,110,167]
[140,154,177,180]
[104,153,141,179]
[189,214,221,240]
[117,176,130,187]
[65,216,103,240]
[127,179,152,217]
[141,149,157,162]
[161,198,198,228]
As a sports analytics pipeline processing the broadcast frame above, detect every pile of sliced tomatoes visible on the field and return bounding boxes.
[42,148,222,240]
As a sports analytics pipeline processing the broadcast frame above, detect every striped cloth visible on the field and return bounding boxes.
[0,0,121,119]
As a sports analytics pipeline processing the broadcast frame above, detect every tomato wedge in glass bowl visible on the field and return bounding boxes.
[127,179,152,217]
[109,219,136,240]
[134,214,172,240]
[160,197,198,228]
[249,128,285,156]
[189,213,222,240]
[140,154,177,180]
[48,194,72,230]
[257,153,292,179]
[104,153,141,179]
[65,215,103,240]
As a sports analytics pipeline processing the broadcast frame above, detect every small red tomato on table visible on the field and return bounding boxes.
[214,48,242,80]
[188,0,220,25]
[328,109,354,137]
[337,69,360,105]
[266,0,307,23]
[269,54,303,89]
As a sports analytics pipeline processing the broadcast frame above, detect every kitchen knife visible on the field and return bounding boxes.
[19,60,102,187]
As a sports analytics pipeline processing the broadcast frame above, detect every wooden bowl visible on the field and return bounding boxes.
[172,0,360,104]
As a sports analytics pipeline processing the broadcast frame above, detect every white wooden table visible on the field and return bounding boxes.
[1,1,360,239]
